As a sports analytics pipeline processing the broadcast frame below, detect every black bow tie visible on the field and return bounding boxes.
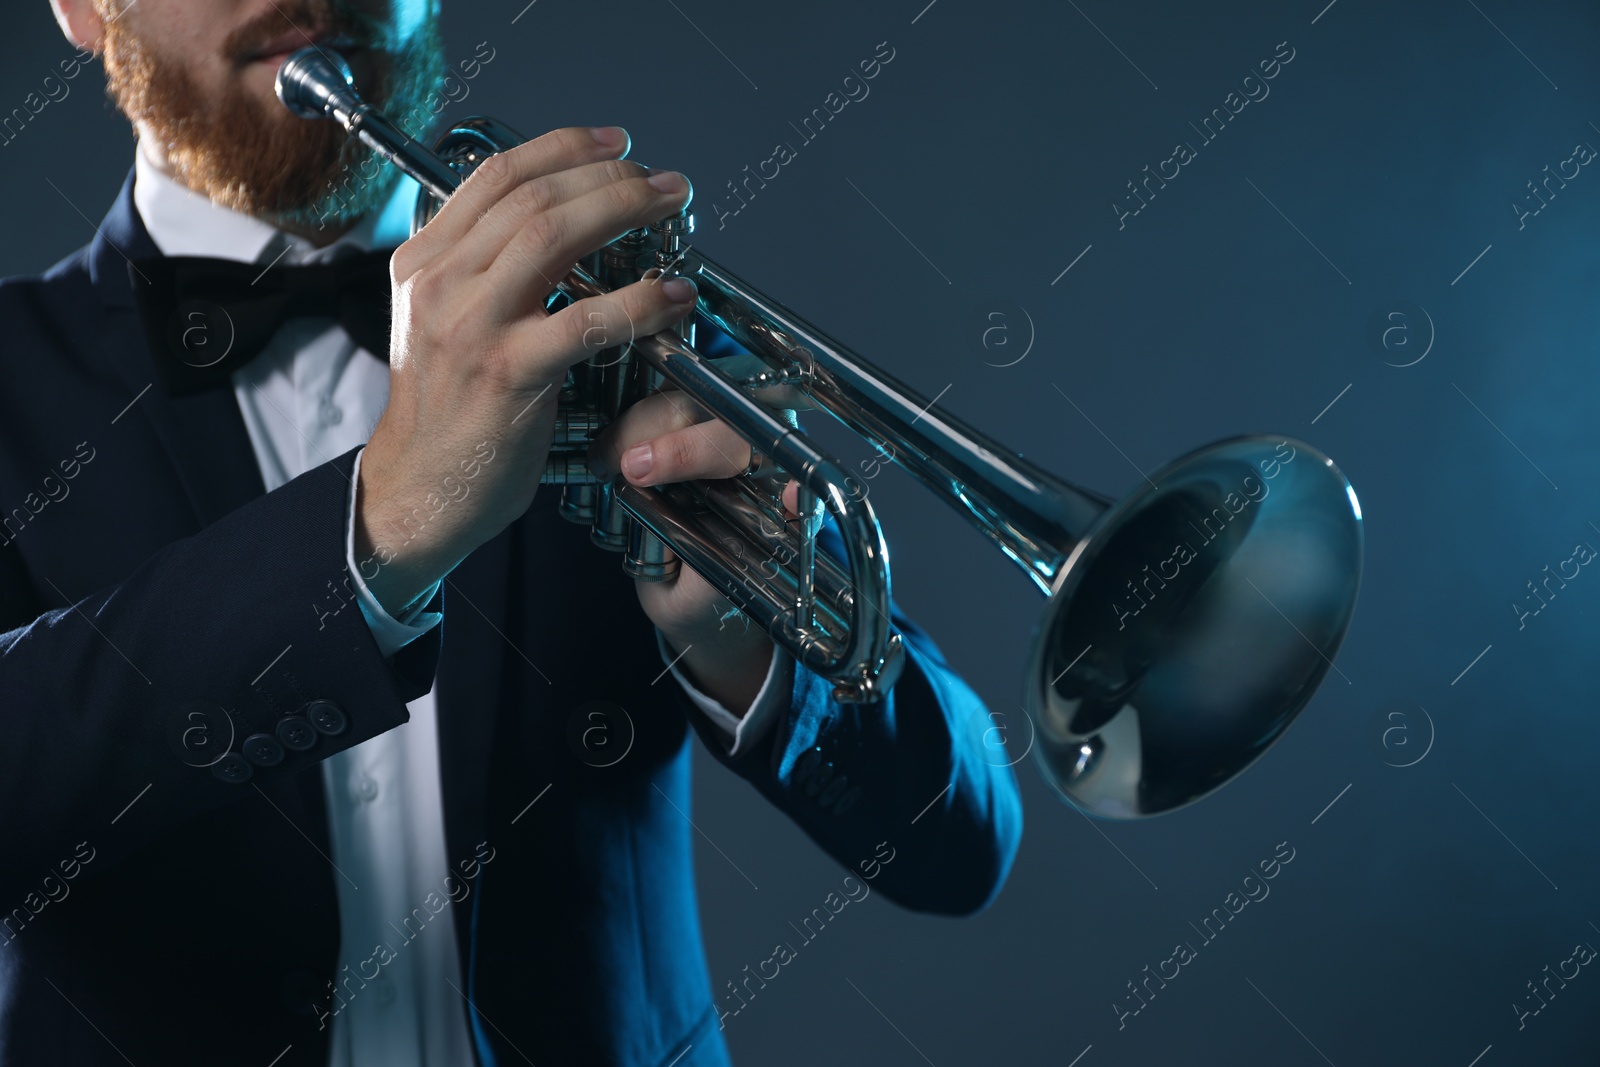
[129,249,393,396]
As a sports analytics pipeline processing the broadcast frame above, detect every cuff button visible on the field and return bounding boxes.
[211,753,253,784]
[303,699,348,736]
[276,716,318,752]
[243,733,286,768]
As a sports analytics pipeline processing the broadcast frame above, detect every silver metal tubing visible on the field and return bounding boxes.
[278,46,1363,810]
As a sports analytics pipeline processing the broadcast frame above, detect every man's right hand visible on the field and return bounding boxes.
[353,125,696,617]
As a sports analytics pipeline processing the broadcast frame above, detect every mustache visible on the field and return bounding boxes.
[222,1,377,62]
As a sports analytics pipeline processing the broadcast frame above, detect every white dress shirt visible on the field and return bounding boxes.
[131,144,791,1066]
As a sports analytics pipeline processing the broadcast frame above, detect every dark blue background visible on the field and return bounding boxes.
[3,0,1596,1063]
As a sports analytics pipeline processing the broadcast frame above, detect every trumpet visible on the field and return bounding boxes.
[277,49,1363,818]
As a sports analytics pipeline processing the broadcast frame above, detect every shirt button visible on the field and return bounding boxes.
[370,977,396,1007]
[318,395,343,427]
[356,777,379,802]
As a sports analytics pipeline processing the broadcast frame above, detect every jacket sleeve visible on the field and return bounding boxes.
[0,445,438,904]
[680,517,1025,917]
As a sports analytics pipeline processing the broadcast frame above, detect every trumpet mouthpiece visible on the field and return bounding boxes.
[275,46,361,121]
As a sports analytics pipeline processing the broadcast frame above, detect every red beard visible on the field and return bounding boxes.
[100,0,444,227]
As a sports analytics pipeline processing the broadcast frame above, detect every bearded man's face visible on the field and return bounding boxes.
[97,0,445,227]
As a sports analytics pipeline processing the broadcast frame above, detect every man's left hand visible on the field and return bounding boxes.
[589,387,798,714]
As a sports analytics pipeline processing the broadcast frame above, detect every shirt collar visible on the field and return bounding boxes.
[131,139,418,265]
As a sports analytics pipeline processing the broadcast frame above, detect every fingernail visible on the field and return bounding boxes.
[590,126,627,147]
[621,443,654,482]
[662,277,697,303]
[647,169,686,193]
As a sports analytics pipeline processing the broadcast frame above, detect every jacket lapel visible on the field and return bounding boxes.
[88,167,269,526]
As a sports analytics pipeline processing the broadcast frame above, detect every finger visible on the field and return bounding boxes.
[438,157,654,278]
[397,126,632,275]
[616,414,752,487]
[481,170,692,312]
[500,275,698,387]
[588,390,711,479]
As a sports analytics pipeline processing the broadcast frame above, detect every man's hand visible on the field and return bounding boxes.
[354,126,697,616]
[590,389,801,714]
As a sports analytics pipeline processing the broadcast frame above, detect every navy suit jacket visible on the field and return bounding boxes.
[0,170,1022,1066]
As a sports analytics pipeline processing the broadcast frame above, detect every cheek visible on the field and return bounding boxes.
[238,63,284,110]
[177,16,243,87]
